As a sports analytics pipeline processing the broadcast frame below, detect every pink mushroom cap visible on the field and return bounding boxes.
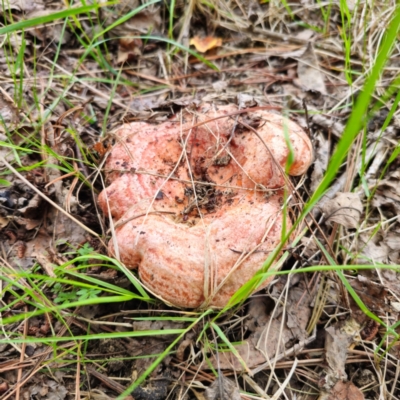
[98,103,313,308]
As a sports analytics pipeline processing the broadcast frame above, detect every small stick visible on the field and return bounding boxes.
[87,367,135,400]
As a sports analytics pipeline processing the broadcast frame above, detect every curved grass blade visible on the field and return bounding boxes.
[0,3,107,35]
[226,5,400,309]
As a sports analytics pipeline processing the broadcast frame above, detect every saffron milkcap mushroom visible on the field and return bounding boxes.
[98,103,313,308]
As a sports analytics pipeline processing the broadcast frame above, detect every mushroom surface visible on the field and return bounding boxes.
[98,103,313,308]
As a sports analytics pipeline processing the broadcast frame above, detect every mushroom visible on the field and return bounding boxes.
[98,103,313,308]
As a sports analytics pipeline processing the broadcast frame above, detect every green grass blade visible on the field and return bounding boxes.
[93,0,161,40]
[115,309,213,399]
[0,329,185,344]
[301,6,400,218]
[0,3,106,35]
[211,322,251,373]
[1,294,147,324]
[57,255,150,299]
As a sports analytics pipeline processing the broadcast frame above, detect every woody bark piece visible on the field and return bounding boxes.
[99,103,313,308]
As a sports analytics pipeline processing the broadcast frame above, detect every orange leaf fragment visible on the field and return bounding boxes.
[93,142,110,157]
[189,36,222,53]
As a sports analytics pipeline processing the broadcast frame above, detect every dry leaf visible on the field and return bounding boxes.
[296,29,315,41]
[324,326,351,387]
[14,217,41,230]
[322,319,362,395]
[100,0,161,37]
[321,192,363,229]
[212,80,228,92]
[279,46,307,59]
[45,186,86,246]
[29,380,67,400]
[205,376,241,400]
[311,114,344,138]
[379,269,400,298]
[205,340,265,371]
[326,381,365,400]
[190,36,222,53]
[391,302,400,312]
[300,236,319,258]
[93,141,111,157]
[296,43,327,94]
[26,10,71,44]
[0,93,19,134]
[356,233,389,264]
[203,278,313,371]
[236,93,256,108]
[7,233,51,270]
[350,275,389,317]
[0,215,8,228]
[35,252,56,278]
[18,193,42,216]
[384,230,400,251]
[117,37,142,63]
[0,0,44,12]
[371,171,400,214]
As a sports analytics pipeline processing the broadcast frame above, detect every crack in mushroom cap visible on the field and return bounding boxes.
[98,103,313,308]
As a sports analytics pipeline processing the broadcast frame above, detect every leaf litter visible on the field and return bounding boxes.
[321,192,363,229]
[1,0,400,399]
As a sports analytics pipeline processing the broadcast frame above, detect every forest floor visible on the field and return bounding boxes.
[1,1,400,399]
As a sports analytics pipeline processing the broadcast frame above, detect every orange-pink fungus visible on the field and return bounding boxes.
[98,103,313,308]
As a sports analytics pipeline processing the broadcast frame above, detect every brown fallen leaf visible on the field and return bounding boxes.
[0,215,8,228]
[384,230,400,251]
[190,36,222,53]
[324,326,351,385]
[349,275,389,316]
[7,233,51,271]
[205,376,241,400]
[35,252,56,278]
[0,92,19,134]
[378,269,400,299]
[311,114,345,138]
[326,381,365,400]
[27,379,68,400]
[296,43,327,94]
[117,37,142,63]
[322,319,361,391]
[352,369,377,397]
[321,192,363,229]
[203,278,314,372]
[356,233,389,264]
[372,171,400,214]
[93,141,112,158]
[18,194,42,218]
[14,217,42,230]
[0,0,44,12]
[101,0,161,38]
[26,8,71,44]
